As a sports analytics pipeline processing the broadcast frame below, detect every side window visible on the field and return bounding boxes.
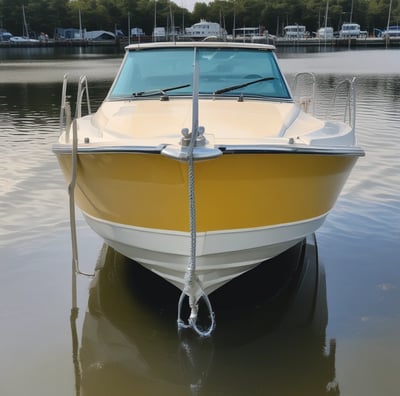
[110,49,193,97]
[110,56,141,96]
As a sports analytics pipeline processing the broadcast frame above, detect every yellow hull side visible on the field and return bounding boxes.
[56,152,357,232]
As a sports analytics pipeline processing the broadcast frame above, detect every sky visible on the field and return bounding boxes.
[182,0,211,12]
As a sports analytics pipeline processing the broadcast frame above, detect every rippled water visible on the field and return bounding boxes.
[0,47,399,396]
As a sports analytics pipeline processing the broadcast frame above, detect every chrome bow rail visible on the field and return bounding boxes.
[59,74,94,280]
[292,72,357,135]
[60,74,92,142]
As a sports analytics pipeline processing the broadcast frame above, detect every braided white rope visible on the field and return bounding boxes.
[177,51,215,337]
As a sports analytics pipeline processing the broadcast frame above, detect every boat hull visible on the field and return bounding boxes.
[83,211,323,295]
[55,150,359,295]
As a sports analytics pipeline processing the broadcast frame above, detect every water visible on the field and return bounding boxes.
[1,47,399,396]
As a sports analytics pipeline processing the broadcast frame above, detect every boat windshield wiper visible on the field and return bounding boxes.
[133,84,191,97]
[213,77,275,95]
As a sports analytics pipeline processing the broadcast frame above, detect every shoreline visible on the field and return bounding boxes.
[1,36,399,49]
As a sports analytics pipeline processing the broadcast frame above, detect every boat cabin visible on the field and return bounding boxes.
[283,25,306,39]
[234,27,261,39]
[184,20,227,40]
[381,25,400,38]
[317,27,334,39]
[339,23,361,38]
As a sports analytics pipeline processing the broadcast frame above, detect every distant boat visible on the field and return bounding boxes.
[317,27,334,39]
[283,25,306,39]
[11,5,40,43]
[381,25,400,38]
[84,30,116,41]
[183,20,227,40]
[233,27,275,43]
[9,36,39,44]
[318,1,333,39]
[0,30,12,41]
[381,0,399,39]
[339,23,365,38]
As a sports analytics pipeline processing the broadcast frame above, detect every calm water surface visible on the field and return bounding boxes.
[1,47,399,396]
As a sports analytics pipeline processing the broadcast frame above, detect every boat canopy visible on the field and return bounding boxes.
[108,43,290,100]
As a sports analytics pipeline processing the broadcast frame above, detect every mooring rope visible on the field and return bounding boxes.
[177,53,215,337]
[176,126,215,337]
[68,118,79,308]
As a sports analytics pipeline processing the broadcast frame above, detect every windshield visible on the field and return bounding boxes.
[109,47,290,100]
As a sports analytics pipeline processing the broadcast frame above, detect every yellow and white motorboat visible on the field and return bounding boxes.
[53,42,364,334]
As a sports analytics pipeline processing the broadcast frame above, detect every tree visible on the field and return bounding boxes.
[0,0,28,35]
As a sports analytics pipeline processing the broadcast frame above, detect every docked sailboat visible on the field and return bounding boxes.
[54,42,364,334]
[317,0,334,39]
[10,5,40,44]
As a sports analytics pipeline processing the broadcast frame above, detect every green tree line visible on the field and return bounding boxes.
[0,0,398,38]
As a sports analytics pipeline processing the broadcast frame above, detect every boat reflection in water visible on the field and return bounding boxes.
[71,234,338,395]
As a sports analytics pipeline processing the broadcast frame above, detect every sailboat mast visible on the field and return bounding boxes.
[386,0,393,31]
[79,8,83,39]
[128,12,131,45]
[232,5,236,39]
[169,2,175,41]
[22,5,28,37]
[182,1,184,35]
[153,0,157,42]
[324,0,329,30]
[350,0,354,23]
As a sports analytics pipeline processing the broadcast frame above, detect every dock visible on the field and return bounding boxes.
[0,37,399,49]
[273,37,400,48]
